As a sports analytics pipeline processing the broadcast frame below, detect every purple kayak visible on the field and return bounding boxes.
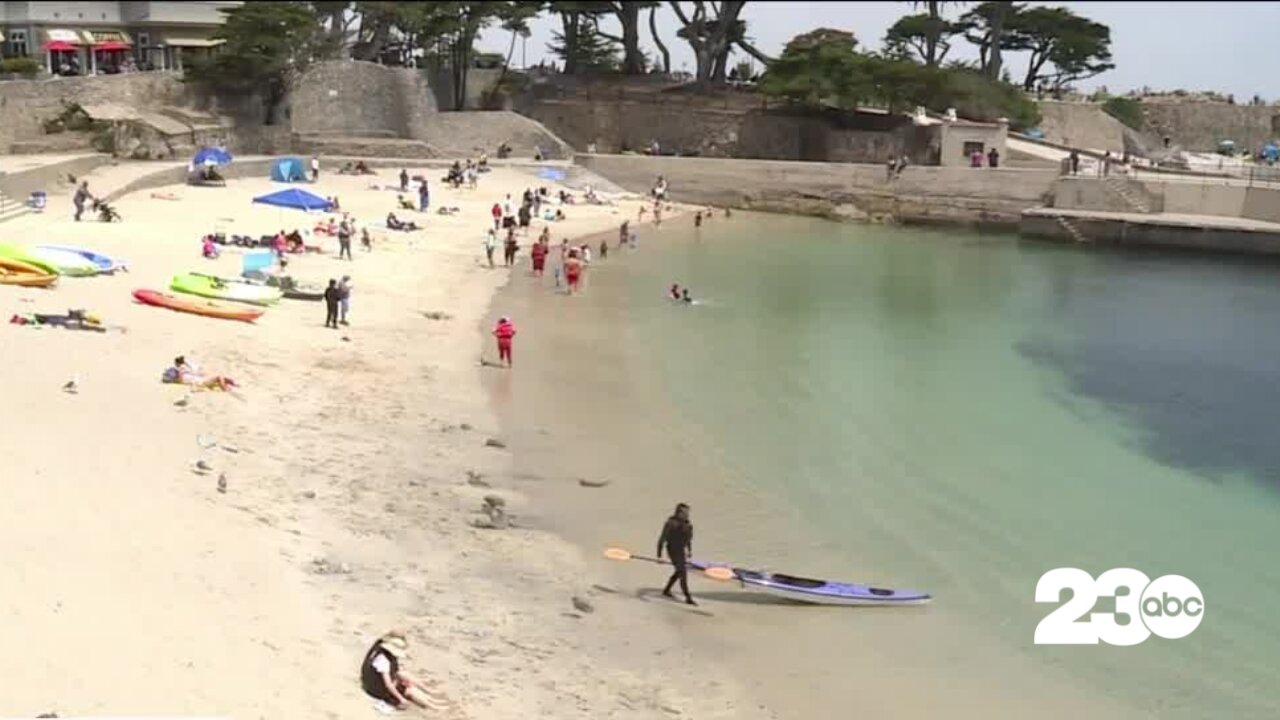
[689,561,932,606]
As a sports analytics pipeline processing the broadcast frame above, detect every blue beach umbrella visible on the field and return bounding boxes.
[193,147,233,167]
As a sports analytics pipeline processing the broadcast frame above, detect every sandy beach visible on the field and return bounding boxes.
[0,160,750,719]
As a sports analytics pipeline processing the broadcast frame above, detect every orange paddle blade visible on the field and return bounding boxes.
[702,566,736,581]
[603,547,633,561]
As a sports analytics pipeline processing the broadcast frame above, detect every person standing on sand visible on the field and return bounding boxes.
[599,239,608,260]
[654,202,663,226]
[323,279,340,329]
[418,180,430,213]
[564,248,584,294]
[657,503,697,605]
[530,237,547,276]
[491,201,502,230]
[337,219,353,260]
[504,227,518,267]
[484,227,497,268]
[619,220,629,248]
[360,632,450,712]
[338,275,352,326]
[492,316,516,367]
[73,181,92,222]
[311,156,320,183]
[399,168,409,192]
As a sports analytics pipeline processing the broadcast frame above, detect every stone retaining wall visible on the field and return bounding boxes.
[576,154,1057,226]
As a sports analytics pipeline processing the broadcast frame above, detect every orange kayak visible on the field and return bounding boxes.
[132,288,265,322]
[0,257,58,288]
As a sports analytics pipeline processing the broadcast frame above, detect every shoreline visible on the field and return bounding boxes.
[0,161,744,718]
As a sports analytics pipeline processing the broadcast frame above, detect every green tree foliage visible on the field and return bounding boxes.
[548,2,617,74]
[759,27,1040,130]
[957,1,1021,79]
[185,1,330,124]
[1006,6,1113,91]
[885,12,959,66]
[1101,96,1144,130]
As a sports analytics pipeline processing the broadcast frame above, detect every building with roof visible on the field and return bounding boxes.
[0,1,241,75]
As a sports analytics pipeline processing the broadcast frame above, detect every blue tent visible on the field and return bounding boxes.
[270,157,308,183]
[252,188,333,211]
[194,147,233,167]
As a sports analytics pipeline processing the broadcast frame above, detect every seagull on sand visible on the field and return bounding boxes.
[62,375,80,394]
[216,472,227,494]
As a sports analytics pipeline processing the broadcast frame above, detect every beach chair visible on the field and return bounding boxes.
[27,191,47,212]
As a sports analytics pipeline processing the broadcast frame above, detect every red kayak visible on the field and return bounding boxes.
[132,289,265,322]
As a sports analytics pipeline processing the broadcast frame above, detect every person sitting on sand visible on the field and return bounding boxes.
[202,235,220,259]
[386,213,419,232]
[354,161,371,175]
[163,355,237,391]
[360,632,450,712]
[397,194,415,211]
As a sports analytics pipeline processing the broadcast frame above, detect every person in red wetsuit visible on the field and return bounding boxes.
[492,316,516,367]
[530,238,547,276]
[564,249,583,295]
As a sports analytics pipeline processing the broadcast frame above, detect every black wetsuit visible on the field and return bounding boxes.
[324,286,340,328]
[360,641,400,705]
[658,515,694,602]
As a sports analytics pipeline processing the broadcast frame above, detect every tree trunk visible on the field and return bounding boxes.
[618,3,643,74]
[649,6,670,73]
[561,12,582,75]
[484,27,521,109]
[986,6,1005,80]
[924,0,939,67]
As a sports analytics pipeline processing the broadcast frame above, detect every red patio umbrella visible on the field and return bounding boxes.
[95,41,131,51]
[43,41,77,51]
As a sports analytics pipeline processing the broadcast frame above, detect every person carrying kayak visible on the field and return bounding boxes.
[492,316,516,367]
[657,503,696,605]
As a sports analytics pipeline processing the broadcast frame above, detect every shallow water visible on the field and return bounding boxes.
[489,213,1280,719]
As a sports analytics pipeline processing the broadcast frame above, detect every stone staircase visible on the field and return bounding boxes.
[1103,175,1154,213]
[0,189,32,224]
[1056,215,1090,243]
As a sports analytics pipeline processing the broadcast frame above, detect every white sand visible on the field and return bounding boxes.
[0,164,748,718]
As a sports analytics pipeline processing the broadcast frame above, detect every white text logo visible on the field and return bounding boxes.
[1034,568,1204,645]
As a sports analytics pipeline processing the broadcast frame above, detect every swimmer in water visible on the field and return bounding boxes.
[682,288,692,304]
[670,283,681,300]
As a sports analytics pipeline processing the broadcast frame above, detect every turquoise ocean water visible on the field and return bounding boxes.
[491,212,1280,719]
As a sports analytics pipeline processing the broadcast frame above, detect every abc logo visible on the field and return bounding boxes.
[1035,568,1205,646]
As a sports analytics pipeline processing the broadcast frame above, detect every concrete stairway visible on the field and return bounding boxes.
[1056,215,1090,243]
[0,190,32,224]
[1103,176,1153,213]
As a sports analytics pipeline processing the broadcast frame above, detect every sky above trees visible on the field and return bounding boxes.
[476,1,1280,99]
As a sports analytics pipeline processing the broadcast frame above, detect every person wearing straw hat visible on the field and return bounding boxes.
[360,631,448,711]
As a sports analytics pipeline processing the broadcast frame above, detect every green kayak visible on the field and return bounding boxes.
[170,272,284,305]
[0,243,94,276]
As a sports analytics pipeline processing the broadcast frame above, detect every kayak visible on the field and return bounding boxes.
[170,272,283,305]
[39,245,127,273]
[689,561,932,606]
[0,244,100,276]
[133,288,265,322]
[0,257,58,288]
[240,270,323,301]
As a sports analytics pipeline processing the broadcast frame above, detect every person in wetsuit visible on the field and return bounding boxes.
[657,502,696,605]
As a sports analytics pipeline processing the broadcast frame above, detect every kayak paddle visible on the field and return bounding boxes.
[603,547,735,580]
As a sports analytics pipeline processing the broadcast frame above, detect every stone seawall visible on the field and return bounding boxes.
[289,60,438,141]
[1142,102,1280,152]
[0,72,191,151]
[576,154,1057,227]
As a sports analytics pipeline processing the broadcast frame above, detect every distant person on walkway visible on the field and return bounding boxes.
[337,275,352,325]
[310,156,320,182]
[895,156,909,178]
[886,155,897,181]
[492,317,516,367]
[970,149,984,168]
[987,147,1000,168]
[1102,151,1113,177]
[484,228,497,268]
[399,168,409,192]
[657,503,696,605]
[323,279,340,329]
[73,181,91,222]
[1069,150,1081,175]
[418,180,430,212]
[337,219,353,260]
